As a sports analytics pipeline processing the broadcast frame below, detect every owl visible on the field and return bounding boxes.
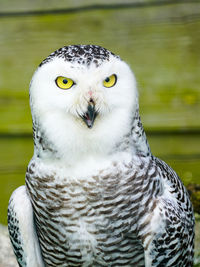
[8,45,194,267]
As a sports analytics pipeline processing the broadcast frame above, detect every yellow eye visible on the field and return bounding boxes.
[103,74,117,88]
[55,76,75,90]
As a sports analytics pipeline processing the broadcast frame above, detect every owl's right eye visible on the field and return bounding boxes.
[55,76,75,90]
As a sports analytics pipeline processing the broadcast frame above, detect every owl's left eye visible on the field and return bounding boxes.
[55,76,75,90]
[103,74,117,88]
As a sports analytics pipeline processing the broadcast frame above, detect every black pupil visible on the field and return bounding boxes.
[63,79,68,84]
[105,77,110,83]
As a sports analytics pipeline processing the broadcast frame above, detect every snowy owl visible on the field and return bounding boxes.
[8,45,194,267]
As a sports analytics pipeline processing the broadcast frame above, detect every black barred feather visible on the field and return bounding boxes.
[8,198,26,267]
[25,151,194,266]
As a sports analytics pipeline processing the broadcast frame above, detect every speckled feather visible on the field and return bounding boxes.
[8,45,195,267]
[39,45,120,67]
[8,200,26,267]
[25,138,194,266]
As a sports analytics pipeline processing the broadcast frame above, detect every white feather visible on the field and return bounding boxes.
[30,56,138,169]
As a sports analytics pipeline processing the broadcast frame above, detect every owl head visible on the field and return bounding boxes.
[29,45,139,161]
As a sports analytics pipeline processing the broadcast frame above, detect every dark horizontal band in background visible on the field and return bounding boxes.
[0,0,199,18]
[0,127,200,138]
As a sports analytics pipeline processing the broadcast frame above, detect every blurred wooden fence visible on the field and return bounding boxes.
[0,0,200,236]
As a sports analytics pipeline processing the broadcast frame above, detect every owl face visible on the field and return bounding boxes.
[30,45,138,160]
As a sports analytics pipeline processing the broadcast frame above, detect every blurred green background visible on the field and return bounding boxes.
[0,0,200,262]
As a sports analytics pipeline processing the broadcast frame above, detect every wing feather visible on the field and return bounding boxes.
[8,185,44,267]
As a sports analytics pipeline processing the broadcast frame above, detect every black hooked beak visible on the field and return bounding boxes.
[81,99,97,128]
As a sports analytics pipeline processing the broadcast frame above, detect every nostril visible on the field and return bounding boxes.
[88,90,93,97]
